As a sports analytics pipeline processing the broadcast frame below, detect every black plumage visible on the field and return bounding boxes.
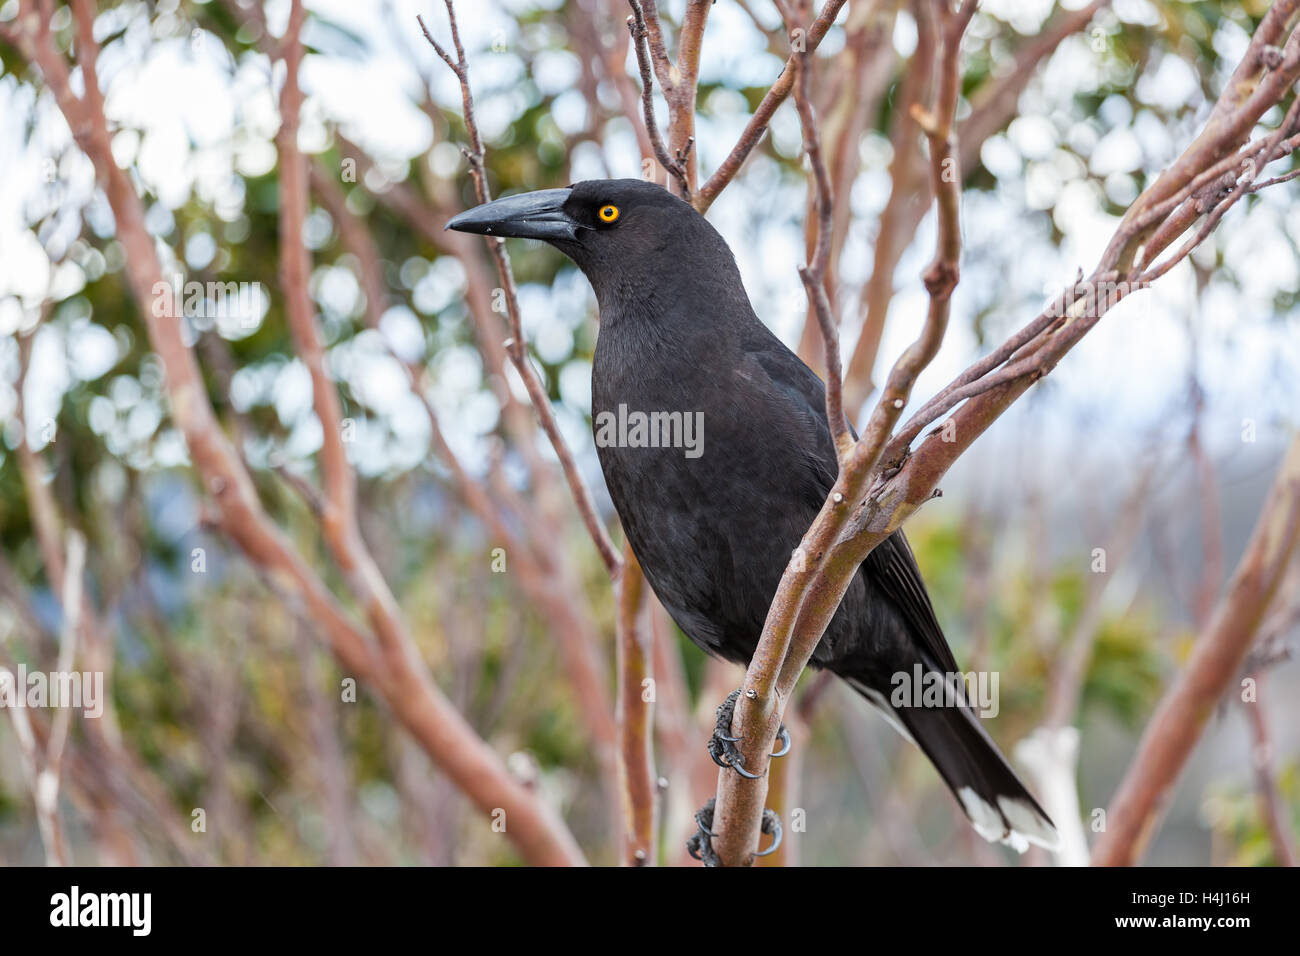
[448,178,1058,853]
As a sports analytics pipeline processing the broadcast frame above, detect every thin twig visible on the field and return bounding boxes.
[1138,86,1300,282]
[694,0,849,211]
[790,35,850,459]
[419,5,624,577]
[40,530,86,830]
[843,0,1109,409]
[626,0,692,198]
[1240,671,1299,867]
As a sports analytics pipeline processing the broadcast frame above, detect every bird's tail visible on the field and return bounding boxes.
[844,676,1059,854]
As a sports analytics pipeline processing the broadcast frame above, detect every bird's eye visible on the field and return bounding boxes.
[598,204,620,223]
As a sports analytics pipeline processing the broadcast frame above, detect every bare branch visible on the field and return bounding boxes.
[796,3,900,367]
[0,665,65,863]
[1138,88,1300,282]
[888,107,1300,463]
[790,37,851,460]
[615,546,656,865]
[6,0,587,867]
[695,0,849,211]
[706,0,975,866]
[633,0,676,93]
[1092,435,1300,866]
[1240,670,1299,867]
[704,0,1300,867]
[667,0,712,190]
[1101,0,1300,271]
[626,0,693,197]
[844,0,1109,410]
[841,0,937,412]
[959,0,1109,179]
[40,530,85,840]
[419,4,624,578]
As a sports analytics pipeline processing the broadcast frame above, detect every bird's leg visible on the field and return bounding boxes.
[707,688,791,778]
[686,797,784,867]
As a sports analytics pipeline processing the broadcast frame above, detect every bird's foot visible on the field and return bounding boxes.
[686,797,784,866]
[685,798,721,866]
[707,688,790,778]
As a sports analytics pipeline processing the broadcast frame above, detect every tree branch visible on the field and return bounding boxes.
[9,0,587,867]
[791,40,851,460]
[419,3,624,578]
[615,546,656,865]
[705,0,1300,866]
[1241,668,1299,867]
[307,161,621,786]
[1092,434,1300,865]
[626,0,693,197]
[706,0,974,866]
[843,0,1108,411]
[694,0,849,211]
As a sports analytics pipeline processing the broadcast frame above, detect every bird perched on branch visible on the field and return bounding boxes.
[448,178,1058,860]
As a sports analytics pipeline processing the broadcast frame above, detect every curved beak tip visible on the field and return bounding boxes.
[444,187,576,241]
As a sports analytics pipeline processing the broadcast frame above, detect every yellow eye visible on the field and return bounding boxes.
[598,204,620,223]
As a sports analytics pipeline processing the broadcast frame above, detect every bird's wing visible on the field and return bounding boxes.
[744,330,842,506]
[744,325,961,675]
[864,532,962,675]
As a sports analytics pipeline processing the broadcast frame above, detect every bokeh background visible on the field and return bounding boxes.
[0,0,1297,865]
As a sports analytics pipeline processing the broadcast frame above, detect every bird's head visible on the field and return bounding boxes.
[446,179,738,311]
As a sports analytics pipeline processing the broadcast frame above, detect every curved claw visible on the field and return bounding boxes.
[708,743,760,777]
[694,808,715,838]
[770,725,791,758]
[687,798,783,866]
[687,798,720,866]
[709,688,768,779]
[754,808,784,858]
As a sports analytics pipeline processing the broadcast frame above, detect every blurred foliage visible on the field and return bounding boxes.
[1205,762,1300,866]
[907,516,1165,735]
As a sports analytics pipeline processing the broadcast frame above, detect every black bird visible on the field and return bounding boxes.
[448,179,1058,856]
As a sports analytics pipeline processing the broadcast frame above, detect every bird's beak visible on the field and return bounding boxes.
[445,187,578,241]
